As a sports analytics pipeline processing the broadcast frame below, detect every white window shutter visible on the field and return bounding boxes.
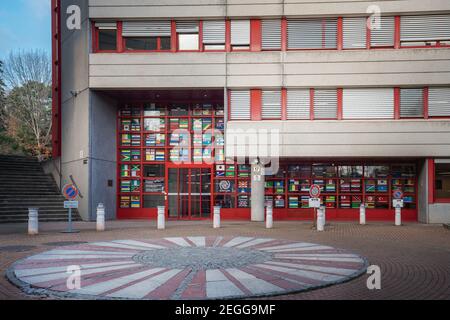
[262,20,281,49]
[123,21,171,37]
[176,21,199,34]
[370,16,395,47]
[202,21,226,44]
[287,89,310,120]
[400,89,423,118]
[343,89,394,119]
[231,20,250,46]
[230,91,251,120]
[95,22,117,30]
[314,90,337,119]
[288,18,337,49]
[343,17,367,49]
[262,90,282,119]
[401,15,450,42]
[429,88,450,117]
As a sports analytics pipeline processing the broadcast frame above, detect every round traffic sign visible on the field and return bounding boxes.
[63,184,79,200]
[309,184,321,198]
[393,190,403,200]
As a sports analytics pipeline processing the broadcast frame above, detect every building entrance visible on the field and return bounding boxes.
[167,167,212,220]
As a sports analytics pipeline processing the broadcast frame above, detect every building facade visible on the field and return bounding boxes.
[51,0,450,223]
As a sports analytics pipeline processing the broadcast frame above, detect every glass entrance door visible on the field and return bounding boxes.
[168,168,212,219]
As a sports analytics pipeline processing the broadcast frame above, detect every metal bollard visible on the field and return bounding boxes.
[213,206,221,229]
[157,206,165,230]
[28,208,39,235]
[395,207,402,226]
[266,205,273,229]
[317,207,325,232]
[96,203,105,231]
[360,203,366,225]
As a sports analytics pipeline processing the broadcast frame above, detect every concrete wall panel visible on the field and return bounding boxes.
[89,0,450,19]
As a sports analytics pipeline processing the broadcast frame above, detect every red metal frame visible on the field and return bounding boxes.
[51,0,61,157]
[423,87,429,119]
[430,159,450,204]
[250,89,262,121]
[116,99,223,220]
[428,158,435,204]
[309,89,315,120]
[281,18,288,52]
[90,15,450,54]
[337,88,343,120]
[260,160,418,222]
[394,87,401,120]
[337,17,343,50]
[250,20,262,52]
[281,88,287,120]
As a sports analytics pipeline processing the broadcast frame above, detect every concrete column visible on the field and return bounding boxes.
[251,163,265,222]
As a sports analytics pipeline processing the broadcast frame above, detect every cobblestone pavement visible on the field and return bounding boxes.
[0,221,449,300]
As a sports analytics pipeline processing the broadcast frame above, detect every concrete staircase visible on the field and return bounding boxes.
[0,155,82,223]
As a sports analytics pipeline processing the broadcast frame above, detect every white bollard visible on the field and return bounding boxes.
[96,203,105,231]
[266,205,273,229]
[395,207,402,226]
[157,206,165,230]
[28,208,39,235]
[360,203,366,225]
[317,207,325,232]
[322,206,326,226]
[213,206,221,229]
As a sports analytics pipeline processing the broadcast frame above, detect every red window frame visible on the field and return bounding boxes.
[92,21,120,53]
[430,159,450,203]
[175,21,202,52]
[201,20,227,52]
[287,17,339,51]
[123,36,173,53]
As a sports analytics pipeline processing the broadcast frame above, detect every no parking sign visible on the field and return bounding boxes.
[63,184,79,200]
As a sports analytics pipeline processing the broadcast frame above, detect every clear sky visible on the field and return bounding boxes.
[0,0,51,59]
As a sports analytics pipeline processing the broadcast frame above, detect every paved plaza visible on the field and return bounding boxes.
[0,221,449,300]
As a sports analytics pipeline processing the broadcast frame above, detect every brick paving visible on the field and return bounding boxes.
[0,220,449,300]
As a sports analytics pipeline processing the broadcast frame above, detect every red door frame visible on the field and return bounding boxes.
[165,163,214,220]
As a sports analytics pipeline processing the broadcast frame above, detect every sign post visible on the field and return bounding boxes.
[309,185,321,228]
[393,191,404,226]
[62,184,80,233]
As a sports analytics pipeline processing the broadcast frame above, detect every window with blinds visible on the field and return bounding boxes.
[231,20,250,50]
[230,91,251,120]
[122,21,172,51]
[262,20,281,50]
[343,17,367,49]
[370,16,395,47]
[401,14,450,46]
[123,21,171,37]
[95,22,117,51]
[429,88,450,117]
[202,20,226,50]
[343,89,394,119]
[400,89,423,118]
[176,21,199,51]
[314,90,338,119]
[287,18,337,49]
[287,90,310,120]
[262,91,282,119]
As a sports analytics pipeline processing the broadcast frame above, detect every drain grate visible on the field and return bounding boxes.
[43,241,88,247]
[0,245,36,253]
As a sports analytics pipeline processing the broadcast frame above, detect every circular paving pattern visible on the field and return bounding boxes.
[8,236,368,300]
